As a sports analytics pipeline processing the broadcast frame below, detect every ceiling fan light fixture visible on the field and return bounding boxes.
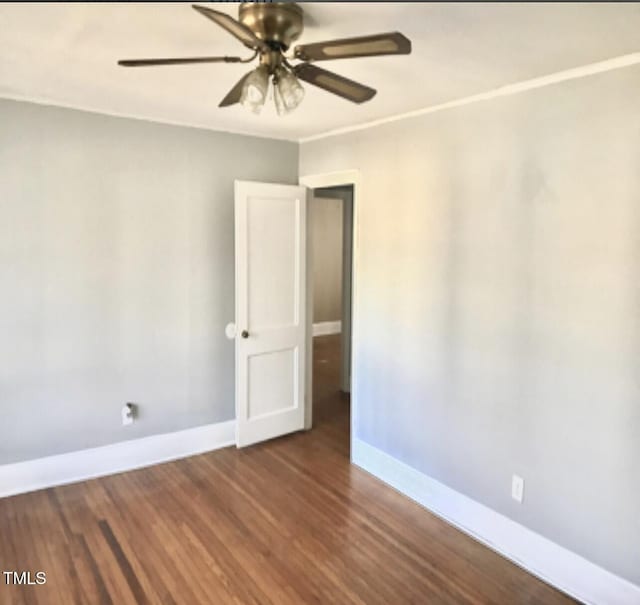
[240,64,270,114]
[273,65,305,115]
[119,4,413,114]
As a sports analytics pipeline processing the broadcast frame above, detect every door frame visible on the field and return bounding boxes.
[299,169,361,462]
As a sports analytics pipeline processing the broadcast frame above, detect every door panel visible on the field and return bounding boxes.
[248,347,297,419]
[247,196,299,329]
[235,181,307,447]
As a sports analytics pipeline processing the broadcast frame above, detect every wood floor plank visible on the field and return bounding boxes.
[98,520,148,605]
[0,335,576,604]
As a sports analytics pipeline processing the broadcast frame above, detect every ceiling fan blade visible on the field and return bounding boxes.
[293,64,376,104]
[294,32,411,62]
[192,5,268,52]
[219,71,252,107]
[118,56,243,67]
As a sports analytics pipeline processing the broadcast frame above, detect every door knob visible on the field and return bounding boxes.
[241,330,249,339]
[224,323,236,339]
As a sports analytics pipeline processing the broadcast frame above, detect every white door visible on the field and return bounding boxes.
[234,180,307,447]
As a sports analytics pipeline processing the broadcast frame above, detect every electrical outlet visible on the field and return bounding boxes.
[512,475,524,503]
[122,403,136,426]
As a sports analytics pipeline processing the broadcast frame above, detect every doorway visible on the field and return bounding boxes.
[308,185,354,449]
[232,175,357,449]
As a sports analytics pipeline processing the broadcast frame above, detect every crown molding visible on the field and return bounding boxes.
[299,52,640,144]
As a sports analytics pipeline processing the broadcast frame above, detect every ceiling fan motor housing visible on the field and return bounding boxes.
[239,2,304,50]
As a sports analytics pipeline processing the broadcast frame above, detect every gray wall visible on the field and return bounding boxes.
[311,196,343,323]
[0,99,298,464]
[300,65,640,585]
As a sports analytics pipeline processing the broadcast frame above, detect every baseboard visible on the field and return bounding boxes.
[313,321,342,336]
[352,437,640,605]
[0,420,236,498]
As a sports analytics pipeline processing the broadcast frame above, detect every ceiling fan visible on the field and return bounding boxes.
[118,3,411,115]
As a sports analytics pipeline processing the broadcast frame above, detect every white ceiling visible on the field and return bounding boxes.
[1,2,639,141]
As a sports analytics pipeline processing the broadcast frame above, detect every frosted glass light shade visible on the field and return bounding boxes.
[240,65,270,114]
[274,66,305,115]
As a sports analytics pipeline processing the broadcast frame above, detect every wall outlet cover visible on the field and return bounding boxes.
[512,474,524,503]
[122,403,135,426]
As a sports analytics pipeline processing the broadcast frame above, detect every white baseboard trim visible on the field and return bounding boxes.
[0,420,236,499]
[352,437,640,605]
[313,321,342,337]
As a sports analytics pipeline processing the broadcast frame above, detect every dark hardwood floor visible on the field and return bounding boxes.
[0,335,575,604]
